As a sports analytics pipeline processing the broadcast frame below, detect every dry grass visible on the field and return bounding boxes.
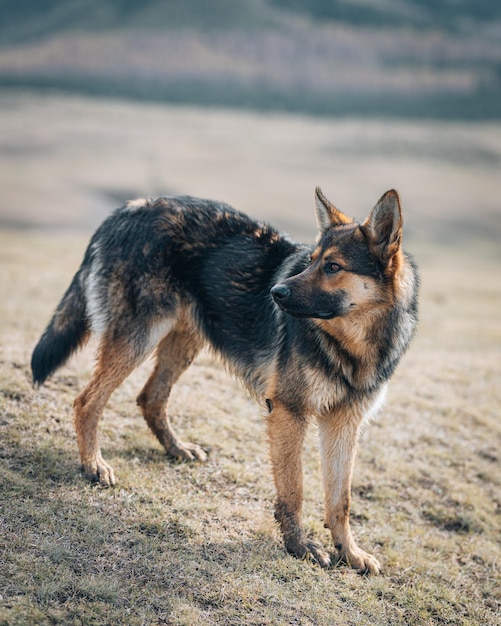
[1,224,500,626]
[1,93,500,624]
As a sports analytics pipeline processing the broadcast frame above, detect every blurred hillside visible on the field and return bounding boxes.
[0,0,500,118]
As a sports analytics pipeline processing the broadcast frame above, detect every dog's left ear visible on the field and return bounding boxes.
[315,187,353,233]
[361,190,403,265]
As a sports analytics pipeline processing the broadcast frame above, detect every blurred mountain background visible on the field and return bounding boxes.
[1,0,500,119]
[1,0,500,246]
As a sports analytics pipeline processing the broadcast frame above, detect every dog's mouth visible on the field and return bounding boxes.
[271,283,343,320]
[273,301,337,320]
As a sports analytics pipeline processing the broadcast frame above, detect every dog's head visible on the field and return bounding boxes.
[271,187,405,321]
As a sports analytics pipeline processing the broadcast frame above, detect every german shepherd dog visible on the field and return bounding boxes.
[32,188,418,573]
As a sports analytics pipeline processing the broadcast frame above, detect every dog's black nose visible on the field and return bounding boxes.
[271,284,291,303]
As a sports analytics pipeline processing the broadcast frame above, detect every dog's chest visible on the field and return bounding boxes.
[301,365,349,416]
[301,365,388,421]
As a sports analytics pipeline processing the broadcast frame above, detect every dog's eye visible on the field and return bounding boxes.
[325,262,342,274]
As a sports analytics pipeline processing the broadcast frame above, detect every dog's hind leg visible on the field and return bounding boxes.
[74,337,145,486]
[137,321,207,462]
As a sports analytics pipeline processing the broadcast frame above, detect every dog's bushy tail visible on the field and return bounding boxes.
[31,272,89,386]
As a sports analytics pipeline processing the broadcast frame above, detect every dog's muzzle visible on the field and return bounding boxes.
[271,284,291,307]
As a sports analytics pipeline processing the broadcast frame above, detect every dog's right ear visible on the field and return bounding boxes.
[361,189,403,267]
[315,187,353,233]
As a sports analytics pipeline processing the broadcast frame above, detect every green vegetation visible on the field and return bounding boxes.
[0,0,276,42]
[272,0,501,31]
[1,0,500,40]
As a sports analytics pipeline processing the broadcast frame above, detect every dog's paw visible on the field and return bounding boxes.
[305,539,332,568]
[82,455,116,487]
[166,440,208,463]
[286,537,331,568]
[337,544,381,575]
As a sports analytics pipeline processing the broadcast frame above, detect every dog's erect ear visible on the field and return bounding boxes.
[361,189,403,265]
[315,187,353,232]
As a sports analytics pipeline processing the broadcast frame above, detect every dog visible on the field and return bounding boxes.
[31,188,418,573]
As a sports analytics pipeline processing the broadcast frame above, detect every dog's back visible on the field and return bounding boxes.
[32,196,302,392]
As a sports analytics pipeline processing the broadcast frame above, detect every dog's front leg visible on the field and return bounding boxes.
[317,410,381,574]
[267,401,331,567]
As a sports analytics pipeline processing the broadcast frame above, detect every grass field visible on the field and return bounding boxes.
[1,94,500,625]
[1,234,500,626]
